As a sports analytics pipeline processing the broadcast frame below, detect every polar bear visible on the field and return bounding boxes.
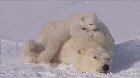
[22,13,115,64]
[60,38,113,73]
[68,13,115,54]
[22,13,99,63]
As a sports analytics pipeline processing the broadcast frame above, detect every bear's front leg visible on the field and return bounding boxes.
[39,44,61,64]
[22,40,45,63]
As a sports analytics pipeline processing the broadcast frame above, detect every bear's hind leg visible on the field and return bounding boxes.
[22,40,45,63]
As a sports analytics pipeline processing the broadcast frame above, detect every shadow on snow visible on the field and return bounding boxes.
[110,39,140,73]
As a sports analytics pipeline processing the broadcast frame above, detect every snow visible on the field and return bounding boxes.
[1,1,140,78]
[1,39,140,78]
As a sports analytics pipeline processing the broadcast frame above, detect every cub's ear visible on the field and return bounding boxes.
[81,13,97,21]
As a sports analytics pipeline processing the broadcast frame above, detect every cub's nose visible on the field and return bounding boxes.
[102,64,109,72]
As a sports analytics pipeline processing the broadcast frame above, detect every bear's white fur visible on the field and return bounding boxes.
[22,40,45,63]
[22,13,101,63]
[60,38,113,73]
[22,13,115,68]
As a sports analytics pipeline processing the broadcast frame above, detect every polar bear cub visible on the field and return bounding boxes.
[60,38,113,73]
[22,13,99,63]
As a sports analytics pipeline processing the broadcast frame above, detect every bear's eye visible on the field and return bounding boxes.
[93,56,97,59]
[89,24,93,25]
[82,28,87,30]
[92,29,98,31]
[78,50,81,54]
[107,58,110,60]
[82,17,85,21]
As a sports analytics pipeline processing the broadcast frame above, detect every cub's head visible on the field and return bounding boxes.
[68,13,98,31]
[78,48,112,73]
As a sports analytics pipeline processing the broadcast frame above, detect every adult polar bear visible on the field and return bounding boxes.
[60,38,113,73]
[22,13,115,65]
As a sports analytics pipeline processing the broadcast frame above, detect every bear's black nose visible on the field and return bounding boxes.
[102,64,109,72]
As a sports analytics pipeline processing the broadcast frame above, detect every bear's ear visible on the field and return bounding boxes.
[80,13,97,21]
[92,13,98,29]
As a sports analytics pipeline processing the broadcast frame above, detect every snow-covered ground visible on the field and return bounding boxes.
[1,1,140,78]
[1,39,140,78]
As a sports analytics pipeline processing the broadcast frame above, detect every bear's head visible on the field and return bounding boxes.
[78,48,112,73]
[68,13,98,31]
[69,13,100,39]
